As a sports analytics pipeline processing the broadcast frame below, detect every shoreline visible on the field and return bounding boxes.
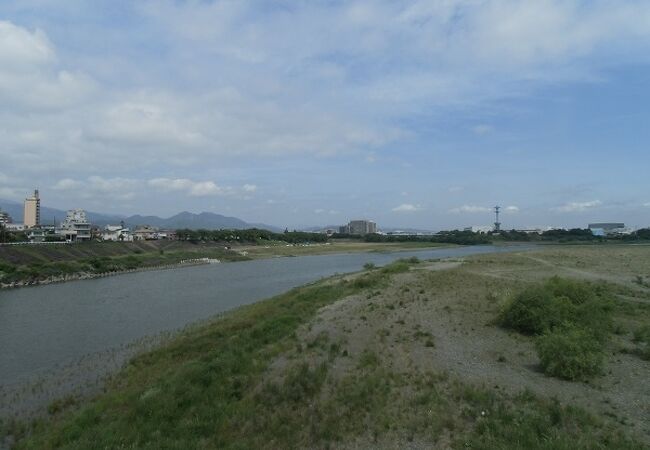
[0,242,455,291]
[0,258,221,290]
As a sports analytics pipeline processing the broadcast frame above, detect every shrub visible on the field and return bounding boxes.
[363,262,376,270]
[499,285,573,335]
[536,325,604,381]
[499,277,613,381]
[499,277,611,337]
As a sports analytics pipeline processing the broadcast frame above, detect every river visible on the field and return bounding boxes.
[0,244,531,416]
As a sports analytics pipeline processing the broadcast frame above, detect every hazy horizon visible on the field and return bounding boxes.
[1,1,649,230]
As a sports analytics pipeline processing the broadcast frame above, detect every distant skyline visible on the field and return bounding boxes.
[1,1,649,230]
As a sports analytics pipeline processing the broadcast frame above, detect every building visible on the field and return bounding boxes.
[101,224,133,242]
[0,208,11,226]
[5,223,25,231]
[59,209,91,242]
[133,225,159,240]
[588,223,625,235]
[24,189,41,228]
[340,220,377,235]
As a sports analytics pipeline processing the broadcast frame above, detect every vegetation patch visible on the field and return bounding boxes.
[632,325,650,361]
[536,325,605,381]
[499,277,614,380]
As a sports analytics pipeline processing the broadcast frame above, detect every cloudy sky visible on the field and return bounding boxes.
[0,0,649,230]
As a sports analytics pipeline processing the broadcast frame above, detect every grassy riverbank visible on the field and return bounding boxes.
[0,240,451,288]
[238,239,453,258]
[5,245,649,448]
[0,241,248,286]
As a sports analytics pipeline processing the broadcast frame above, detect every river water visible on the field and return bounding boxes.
[0,245,530,394]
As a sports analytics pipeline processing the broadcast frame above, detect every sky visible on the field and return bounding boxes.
[0,0,649,230]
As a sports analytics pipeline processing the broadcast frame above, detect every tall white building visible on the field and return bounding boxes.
[24,189,40,228]
[60,209,91,241]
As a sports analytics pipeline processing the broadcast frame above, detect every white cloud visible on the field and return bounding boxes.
[448,186,464,193]
[504,205,519,213]
[472,124,493,135]
[643,202,650,207]
[52,178,83,190]
[87,176,137,193]
[0,21,55,69]
[0,21,95,111]
[242,184,257,192]
[450,205,492,214]
[51,177,138,202]
[314,208,340,215]
[551,200,602,213]
[148,178,229,197]
[392,203,423,212]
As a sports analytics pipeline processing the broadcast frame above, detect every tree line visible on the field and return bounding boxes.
[175,228,328,244]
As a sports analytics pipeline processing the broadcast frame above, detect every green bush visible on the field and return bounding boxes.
[499,277,614,381]
[536,325,604,381]
[499,277,611,336]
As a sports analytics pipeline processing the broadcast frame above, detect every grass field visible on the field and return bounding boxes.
[3,245,649,448]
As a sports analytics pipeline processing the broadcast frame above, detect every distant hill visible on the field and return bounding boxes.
[0,199,280,231]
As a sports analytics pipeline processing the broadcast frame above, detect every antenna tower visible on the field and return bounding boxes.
[494,206,501,232]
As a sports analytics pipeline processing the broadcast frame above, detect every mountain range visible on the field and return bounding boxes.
[0,199,281,232]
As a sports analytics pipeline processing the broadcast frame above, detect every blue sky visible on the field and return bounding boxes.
[0,0,649,230]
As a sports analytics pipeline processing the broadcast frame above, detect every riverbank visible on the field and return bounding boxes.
[4,245,649,448]
[0,240,452,290]
[0,258,223,290]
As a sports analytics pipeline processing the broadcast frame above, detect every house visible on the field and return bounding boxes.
[133,225,159,240]
[101,224,133,242]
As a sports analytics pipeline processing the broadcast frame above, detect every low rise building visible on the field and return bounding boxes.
[133,225,159,240]
[101,224,133,241]
[0,209,11,226]
[588,223,626,235]
[59,209,91,242]
[5,223,25,232]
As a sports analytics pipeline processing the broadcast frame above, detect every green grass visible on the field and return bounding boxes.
[632,325,650,360]
[13,260,418,449]
[0,243,248,285]
[498,277,614,381]
[8,258,647,449]
[456,388,644,450]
